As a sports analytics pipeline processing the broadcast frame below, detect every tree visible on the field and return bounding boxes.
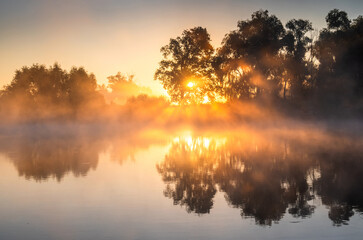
[155,27,215,104]
[105,73,152,104]
[0,64,105,121]
[214,10,285,100]
[326,9,351,31]
[1,64,67,106]
[314,10,363,112]
[67,67,102,108]
[283,19,313,100]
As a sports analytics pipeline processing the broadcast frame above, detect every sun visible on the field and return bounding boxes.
[187,82,195,88]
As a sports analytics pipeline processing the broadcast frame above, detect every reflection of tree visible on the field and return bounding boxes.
[314,150,363,226]
[283,148,316,219]
[0,135,102,181]
[0,129,170,182]
[215,141,315,225]
[156,139,217,214]
[215,152,289,225]
[328,204,354,226]
[0,128,171,181]
[157,134,363,226]
[286,173,315,219]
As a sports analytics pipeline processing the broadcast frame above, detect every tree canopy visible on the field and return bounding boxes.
[154,27,215,104]
[1,8,363,121]
[153,9,363,116]
[0,64,104,121]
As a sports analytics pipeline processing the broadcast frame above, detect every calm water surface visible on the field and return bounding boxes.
[0,126,362,240]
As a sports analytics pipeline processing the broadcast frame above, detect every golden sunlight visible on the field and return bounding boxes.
[1,2,363,239]
[187,81,195,88]
[202,95,210,104]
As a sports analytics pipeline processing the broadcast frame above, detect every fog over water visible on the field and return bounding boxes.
[1,5,363,239]
[0,123,362,240]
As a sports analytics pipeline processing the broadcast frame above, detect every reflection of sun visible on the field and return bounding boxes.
[187,82,195,88]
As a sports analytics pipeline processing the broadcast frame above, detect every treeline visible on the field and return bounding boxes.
[0,64,104,121]
[0,9,362,124]
[155,9,363,116]
[0,64,167,123]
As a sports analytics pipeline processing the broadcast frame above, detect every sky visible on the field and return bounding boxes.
[1,0,362,95]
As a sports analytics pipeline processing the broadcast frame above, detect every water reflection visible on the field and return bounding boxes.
[157,137,217,214]
[157,132,363,226]
[316,150,363,226]
[0,129,168,181]
[1,127,362,227]
[0,135,103,181]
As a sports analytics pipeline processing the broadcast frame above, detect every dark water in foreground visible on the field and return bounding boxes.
[0,126,362,240]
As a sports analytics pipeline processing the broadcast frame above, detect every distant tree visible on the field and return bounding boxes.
[155,27,215,104]
[0,64,105,120]
[123,94,170,123]
[105,72,152,104]
[108,73,135,92]
[67,67,103,108]
[1,64,66,106]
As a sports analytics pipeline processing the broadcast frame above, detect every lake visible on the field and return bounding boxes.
[0,124,362,240]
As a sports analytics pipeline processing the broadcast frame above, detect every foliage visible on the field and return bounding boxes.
[104,73,152,104]
[0,64,104,121]
[1,9,363,120]
[154,27,215,104]
[213,10,285,100]
[283,19,314,100]
[314,9,363,112]
[153,9,363,116]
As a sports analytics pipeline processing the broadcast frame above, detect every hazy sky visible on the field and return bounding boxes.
[1,0,362,95]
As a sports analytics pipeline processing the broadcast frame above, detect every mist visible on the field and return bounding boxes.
[0,9,362,132]
[2,3,363,240]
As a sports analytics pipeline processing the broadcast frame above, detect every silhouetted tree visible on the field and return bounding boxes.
[326,9,351,31]
[283,19,313,100]
[214,10,285,100]
[314,9,363,113]
[155,27,215,104]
